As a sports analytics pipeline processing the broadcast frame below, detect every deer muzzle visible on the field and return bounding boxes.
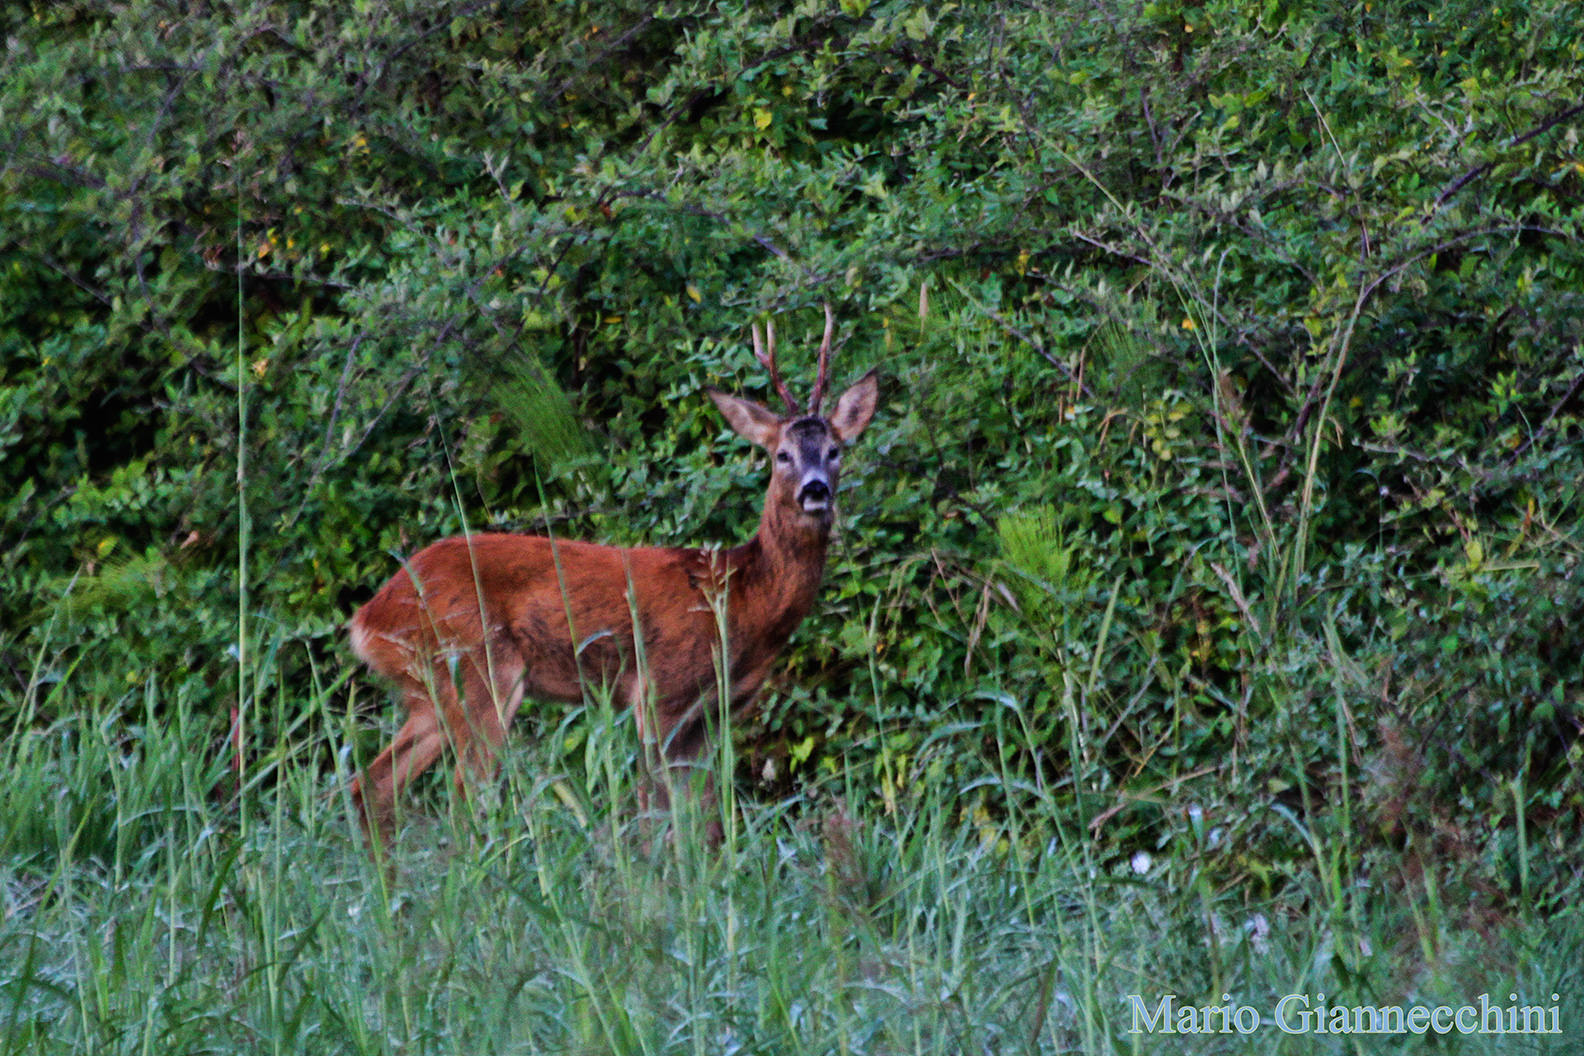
[797,475,832,513]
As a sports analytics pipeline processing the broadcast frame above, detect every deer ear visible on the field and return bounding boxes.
[709,389,782,448]
[828,369,878,442]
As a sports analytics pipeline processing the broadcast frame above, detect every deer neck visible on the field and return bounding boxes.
[721,491,832,649]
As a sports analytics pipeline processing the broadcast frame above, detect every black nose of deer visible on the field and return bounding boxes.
[798,477,831,511]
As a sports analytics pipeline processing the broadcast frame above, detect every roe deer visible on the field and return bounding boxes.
[347,306,879,845]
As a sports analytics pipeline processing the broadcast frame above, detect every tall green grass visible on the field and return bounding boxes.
[2,648,1576,1055]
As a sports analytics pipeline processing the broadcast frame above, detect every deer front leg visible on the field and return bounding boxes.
[660,712,723,846]
[632,687,727,846]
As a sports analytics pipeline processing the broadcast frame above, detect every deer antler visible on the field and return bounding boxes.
[752,318,800,415]
[807,302,836,415]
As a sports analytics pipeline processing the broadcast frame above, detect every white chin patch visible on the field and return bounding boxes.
[800,499,830,515]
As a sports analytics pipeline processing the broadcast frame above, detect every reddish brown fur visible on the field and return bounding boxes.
[348,326,877,846]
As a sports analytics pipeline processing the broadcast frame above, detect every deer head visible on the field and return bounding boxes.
[708,304,879,531]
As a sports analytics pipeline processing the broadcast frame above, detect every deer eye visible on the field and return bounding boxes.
[776,451,792,463]
[828,446,841,460]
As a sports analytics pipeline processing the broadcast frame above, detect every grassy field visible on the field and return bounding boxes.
[3,661,1577,1055]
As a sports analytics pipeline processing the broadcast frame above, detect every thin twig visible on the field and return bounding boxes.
[1429,102,1584,219]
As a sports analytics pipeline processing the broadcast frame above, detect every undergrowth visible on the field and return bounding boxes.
[1,649,1578,1054]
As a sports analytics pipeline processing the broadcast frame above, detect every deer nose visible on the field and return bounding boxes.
[798,477,831,507]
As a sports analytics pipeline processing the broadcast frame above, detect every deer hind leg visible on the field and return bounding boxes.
[447,639,527,807]
[351,674,450,846]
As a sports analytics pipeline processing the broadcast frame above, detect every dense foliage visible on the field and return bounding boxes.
[4,0,1582,917]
